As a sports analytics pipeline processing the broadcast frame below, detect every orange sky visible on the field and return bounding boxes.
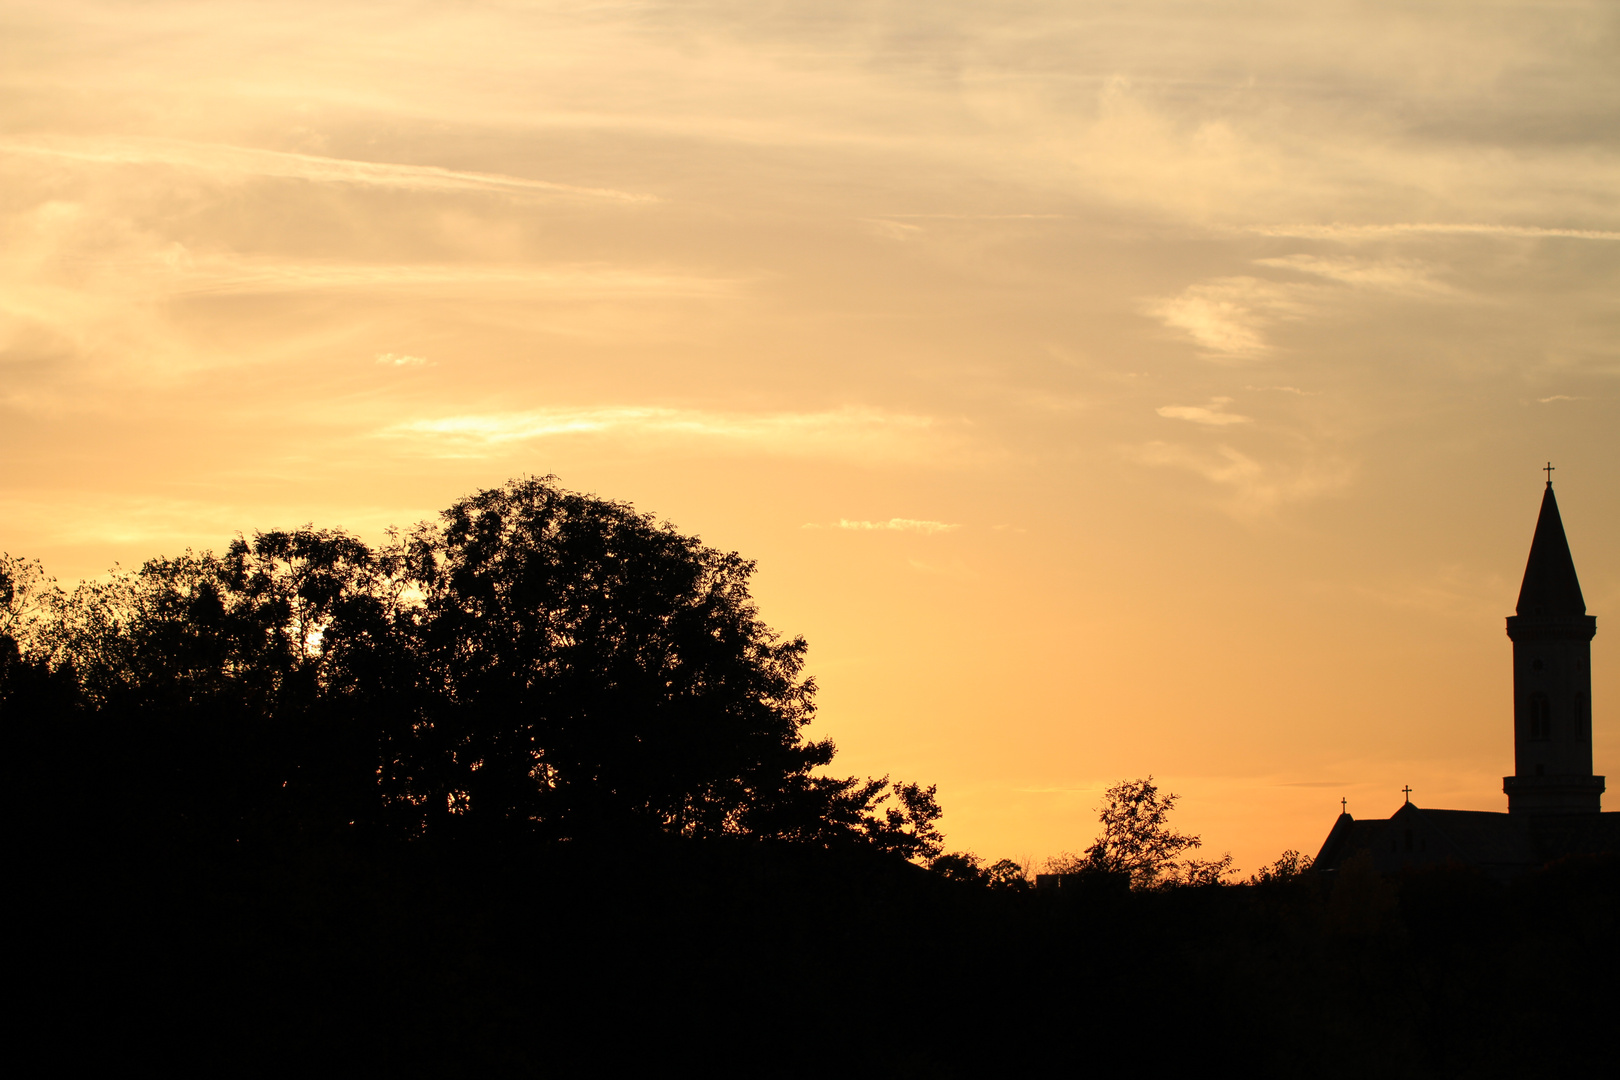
[3,0,1617,874]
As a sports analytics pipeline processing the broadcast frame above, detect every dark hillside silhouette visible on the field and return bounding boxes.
[4,476,1616,1077]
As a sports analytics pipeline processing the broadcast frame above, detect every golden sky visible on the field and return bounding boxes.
[4,0,1617,872]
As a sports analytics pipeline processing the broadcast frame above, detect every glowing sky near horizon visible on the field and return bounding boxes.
[3,0,1617,873]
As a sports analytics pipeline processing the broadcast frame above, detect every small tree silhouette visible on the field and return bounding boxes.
[1248,849,1313,884]
[1049,776,1233,888]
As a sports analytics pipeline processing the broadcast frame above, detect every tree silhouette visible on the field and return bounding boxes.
[0,552,52,644]
[1249,849,1314,885]
[395,477,839,840]
[12,477,939,855]
[1050,776,1233,888]
[10,518,1620,1077]
[929,850,1031,889]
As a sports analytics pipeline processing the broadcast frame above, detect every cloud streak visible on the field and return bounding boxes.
[1142,278,1310,359]
[1157,398,1252,426]
[379,406,953,462]
[1253,255,1457,298]
[1251,223,1620,243]
[169,260,732,298]
[0,136,658,202]
[1130,441,1354,515]
[803,518,959,533]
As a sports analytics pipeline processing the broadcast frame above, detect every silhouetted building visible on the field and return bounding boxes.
[1315,476,1619,876]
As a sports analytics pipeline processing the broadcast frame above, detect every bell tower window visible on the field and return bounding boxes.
[1528,693,1551,741]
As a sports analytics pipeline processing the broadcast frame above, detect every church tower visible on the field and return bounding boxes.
[1503,473,1603,814]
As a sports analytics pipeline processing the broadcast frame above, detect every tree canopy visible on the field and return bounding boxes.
[2,476,941,856]
[1049,776,1234,888]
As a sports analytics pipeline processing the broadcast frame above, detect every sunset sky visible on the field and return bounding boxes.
[4,0,1617,873]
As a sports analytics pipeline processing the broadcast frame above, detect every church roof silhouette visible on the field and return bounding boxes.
[1314,473,1617,878]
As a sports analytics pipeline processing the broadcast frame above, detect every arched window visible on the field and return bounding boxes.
[1529,693,1551,741]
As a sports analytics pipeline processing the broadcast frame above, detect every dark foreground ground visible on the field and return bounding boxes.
[15,832,1617,1078]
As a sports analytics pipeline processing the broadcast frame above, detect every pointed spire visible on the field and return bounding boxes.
[1516,480,1586,616]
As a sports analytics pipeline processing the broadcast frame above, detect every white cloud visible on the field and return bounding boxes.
[1251,223,1620,243]
[861,218,924,241]
[1538,395,1582,403]
[0,136,657,202]
[1156,397,1252,426]
[379,405,954,462]
[1130,441,1353,515]
[376,352,428,366]
[1141,277,1310,359]
[173,260,734,299]
[1252,255,1457,298]
[804,518,960,533]
[880,214,1066,221]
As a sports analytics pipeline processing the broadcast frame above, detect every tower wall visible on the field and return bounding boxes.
[1502,481,1603,816]
[1505,615,1602,813]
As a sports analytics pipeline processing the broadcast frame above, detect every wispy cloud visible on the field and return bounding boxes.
[1130,441,1353,515]
[803,518,959,533]
[0,136,658,202]
[1141,277,1310,359]
[1538,395,1582,403]
[376,352,428,367]
[861,218,924,241]
[379,405,953,462]
[1253,255,1457,297]
[172,259,732,298]
[878,214,1067,220]
[1156,397,1252,426]
[1252,223,1620,243]
[0,492,405,550]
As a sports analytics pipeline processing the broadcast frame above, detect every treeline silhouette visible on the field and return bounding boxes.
[5,477,1615,1076]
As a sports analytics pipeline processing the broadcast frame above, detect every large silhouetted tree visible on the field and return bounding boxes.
[9,477,939,854]
[397,477,833,840]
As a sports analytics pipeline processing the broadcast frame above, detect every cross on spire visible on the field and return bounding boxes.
[1340,797,1347,815]
[1402,785,1413,804]
[1545,461,1555,487]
